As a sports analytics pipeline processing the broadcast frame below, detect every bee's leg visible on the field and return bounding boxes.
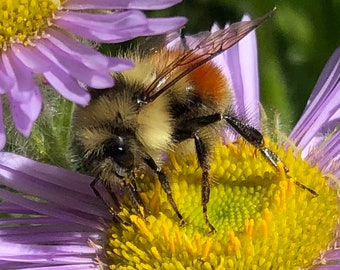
[90,178,126,224]
[223,115,265,149]
[130,176,146,208]
[193,133,216,233]
[179,30,190,50]
[144,155,185,226]
[223,114,287,170]
[223,114,318,196]
[122,178,146,218]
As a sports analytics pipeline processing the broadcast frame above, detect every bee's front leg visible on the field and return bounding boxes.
[90,178,126,224]
[144,155,185,226]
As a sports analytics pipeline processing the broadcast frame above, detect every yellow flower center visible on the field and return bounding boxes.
[0,0,59,50]
[106,138,338,269]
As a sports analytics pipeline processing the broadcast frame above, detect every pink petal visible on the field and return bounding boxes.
[107,58,135,72]
[0,68,13,94]
[1,50,36,102]
[8,87,42,137]
[0,152,94,195]
[43,69,90,106]
[219,15,260,125]
[0,101,5,149]
[39,39,114,89]
[141,17,188,36]
[65,0,182,10]
[0,240,93,257]
[289,47,340,158]
[11,44,51,73]
[319,132,340,174]
[35,40,110,90]
[207,17,260,135]
[237,15,260,122]
[54,10,147,43]
[46,29,133,72]
[56,10,146,31]
[54,10,186,43]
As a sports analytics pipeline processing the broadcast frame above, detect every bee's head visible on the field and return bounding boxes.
[101,135,135,178]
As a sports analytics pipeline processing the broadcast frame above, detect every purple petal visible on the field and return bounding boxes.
[56,10,146,30]
[0,227,98,244]
[65,0,182,10]
[1,50,36,102]
[46,29,134,72]
[0,263,95,270]
[311,246,340,269]
[40,40,114,89]
[8,86,42,137]
[0,240,96,266]
[35,40,111,89]
[11,44,51,73]
[0,68,14,93]
[108,58,135,72]
[54,10,186,43]
[220,15,260,125]
[0,264,95,270]
[0,152,107,268]
[0,179,106,224]
[0,152,110,226]
[0,153,93,195]
[0,101,5,149]
[43,69,90,106]
[237,15,260,122]
[319,131,340,175]
[142,17,188,36]
[311,266,340,270]
[0,159,108,221]
[2,202,102,233]
[0,216,78,226]
[54,10,148,43]
[0,241,93,255]
[289,47,340,158]
[210,23,232,79]
[306,126,340,177]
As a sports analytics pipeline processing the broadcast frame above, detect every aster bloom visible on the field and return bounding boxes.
[0,21,340,270]
[0,0,187,149]
[212,15,260,123]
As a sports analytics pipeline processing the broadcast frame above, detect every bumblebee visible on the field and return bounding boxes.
[73,10,314,232]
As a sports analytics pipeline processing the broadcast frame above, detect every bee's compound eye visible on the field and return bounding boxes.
[103,137,134,170]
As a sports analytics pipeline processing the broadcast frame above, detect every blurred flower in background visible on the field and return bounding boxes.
[0,13,339,267]
[158,1,340,129]
[0,0,187,149]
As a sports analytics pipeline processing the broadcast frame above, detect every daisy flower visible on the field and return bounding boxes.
[0,17,339,269]
[0,0,187,149]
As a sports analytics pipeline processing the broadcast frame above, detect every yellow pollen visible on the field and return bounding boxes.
[244,218,254,235]
[150,246,162,262]
[169,151,182,172]
[149,177,161,216]
[0,0,59,50]
[106,138,339,269]
[185,235,195,256]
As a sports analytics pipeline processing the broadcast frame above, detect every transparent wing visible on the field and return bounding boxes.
[137,30,182,56]
[139,9,275,104]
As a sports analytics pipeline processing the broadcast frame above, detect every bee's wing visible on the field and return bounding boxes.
[139,9,275,104]
[137,30,182,57]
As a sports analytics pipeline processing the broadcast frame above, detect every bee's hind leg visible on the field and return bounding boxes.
[223,114,318,196]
